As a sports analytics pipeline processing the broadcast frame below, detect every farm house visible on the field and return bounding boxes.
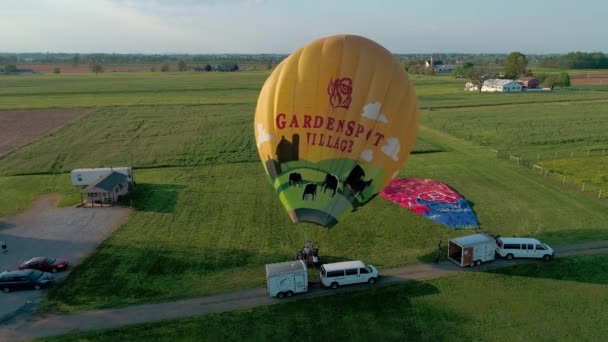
[481,79,522,92]
[80,171,130,207]
[71,167,133,186]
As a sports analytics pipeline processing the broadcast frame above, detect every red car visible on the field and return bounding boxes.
[18,257,69,273]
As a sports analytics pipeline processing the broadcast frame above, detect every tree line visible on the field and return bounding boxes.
[538,52,608,69]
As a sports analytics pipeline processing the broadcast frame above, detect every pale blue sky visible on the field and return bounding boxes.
[1,0,606,54]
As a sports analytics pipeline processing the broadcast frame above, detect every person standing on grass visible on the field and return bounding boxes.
[1,240,6,254]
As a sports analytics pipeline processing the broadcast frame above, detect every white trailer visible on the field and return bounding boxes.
[71,167,133,186]
[448,233,496,267]
[265,260,308,298]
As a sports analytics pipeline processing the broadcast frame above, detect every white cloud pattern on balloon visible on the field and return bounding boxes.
[360,149,373,162]
[361,102,388,123]
[382,137,400,161]
[256,123,273,147]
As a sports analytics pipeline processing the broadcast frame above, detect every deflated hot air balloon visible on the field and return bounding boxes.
[254,34,418,227]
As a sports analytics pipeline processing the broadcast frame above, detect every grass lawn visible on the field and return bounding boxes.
[40,253,608,341]
[40,127,608,312]
[538,155,608,190]
[0,174,79,217]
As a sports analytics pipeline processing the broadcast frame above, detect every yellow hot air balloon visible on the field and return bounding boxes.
[255,34,418,227]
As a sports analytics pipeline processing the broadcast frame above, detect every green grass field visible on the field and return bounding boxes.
[40,253,608,341]
[1,71,607,319]
[538,155,608,189]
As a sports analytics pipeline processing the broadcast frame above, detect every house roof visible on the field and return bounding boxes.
[483,79,518,87]
[81,171,127,193]
[517,77,538,82]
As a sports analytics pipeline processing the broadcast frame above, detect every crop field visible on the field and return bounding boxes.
[1,71,607,318]
[41,253,608,341]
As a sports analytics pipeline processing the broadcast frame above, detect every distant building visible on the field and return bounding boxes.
[481,79,522,92]
[434,64,456,72]
[215,64,239,72]
[517,77,540,89]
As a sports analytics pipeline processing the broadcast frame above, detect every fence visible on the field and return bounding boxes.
[496,149,607,200]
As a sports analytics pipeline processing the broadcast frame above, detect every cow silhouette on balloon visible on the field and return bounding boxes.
[321,174,339,197]
[288,172,303,187]
[344,165,373,200]
[300,165,372,202]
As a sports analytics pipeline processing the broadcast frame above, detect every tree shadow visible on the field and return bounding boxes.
[127,183,187,213]
[534,228,608,246]
[483,253,608,286]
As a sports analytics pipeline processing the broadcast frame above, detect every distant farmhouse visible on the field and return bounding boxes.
[215,63,239,72]
[424,57,455,72]
[481,79,523,92]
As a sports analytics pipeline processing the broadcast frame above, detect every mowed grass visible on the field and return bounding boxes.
[41,253,608,342]
[0,174,79,217]
[41,127,608,312]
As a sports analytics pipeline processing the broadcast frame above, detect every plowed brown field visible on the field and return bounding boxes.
[0,108,87,155]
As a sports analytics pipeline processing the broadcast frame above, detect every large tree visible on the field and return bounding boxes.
[503,52,528,79]
[177,60,188,71]
[466,66,497,92]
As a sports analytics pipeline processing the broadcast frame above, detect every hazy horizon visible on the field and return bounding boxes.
[1,0,607,55]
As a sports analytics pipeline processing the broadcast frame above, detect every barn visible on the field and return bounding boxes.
[80,171,130,207]
[517,77,540,89]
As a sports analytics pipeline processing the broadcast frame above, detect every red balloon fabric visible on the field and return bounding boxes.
[380,178,479,229]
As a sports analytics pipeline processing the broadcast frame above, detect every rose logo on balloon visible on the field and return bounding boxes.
[327,77,353,110]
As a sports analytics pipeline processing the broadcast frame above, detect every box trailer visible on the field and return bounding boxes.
[448,233,496,267]
[71,167,133,186]
[265,260,308,298]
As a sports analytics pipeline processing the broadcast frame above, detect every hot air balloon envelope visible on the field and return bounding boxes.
[255,35,418,227]
[380,178,480,229]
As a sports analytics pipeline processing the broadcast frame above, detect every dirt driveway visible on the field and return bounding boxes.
[0,195,130,323]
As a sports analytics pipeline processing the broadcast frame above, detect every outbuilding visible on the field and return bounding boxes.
[448,233,496,267]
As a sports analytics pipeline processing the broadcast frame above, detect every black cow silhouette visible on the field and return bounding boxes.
[344,165,373,199]
[289,172,303,187]
[321,174,339,197]
[302,183,317,200]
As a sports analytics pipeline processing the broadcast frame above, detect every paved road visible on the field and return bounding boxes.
[0,195,131,326]
[1,240,607,341]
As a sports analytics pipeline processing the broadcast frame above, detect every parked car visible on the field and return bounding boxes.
[18,256,69,273]
[320,261,379,289]
[495,237,554,261]
[0,270,53,293]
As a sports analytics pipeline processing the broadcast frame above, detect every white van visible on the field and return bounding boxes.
[320,261,379,289]
[495,237,554,261]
